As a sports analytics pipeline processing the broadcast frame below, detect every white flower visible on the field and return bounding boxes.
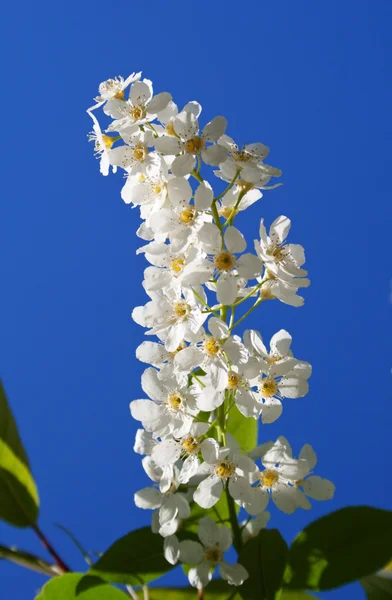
[147,181,212,253]
[108,130,160,176]
[134,429,155,455]
[273,439,335,509]
[155,110,228,176]
[135,460,190,533]
[157,99,202,137]
[135,339,189,385]
[103,78,172,128]
[151,422,210,484]
[258,271,310,307]
[87,110,118,176]
[140,244,212,294]
[219,134,271,169]
[196,361,258,414]
[256,216,310,288]
[241,512,271,543]
[132,287,207,352]
[197,222,262,305]
[218,185,263,220]
[130,367,200,438]
[193,439,255,509]
[92,72,142,105]
[174,316,247,392]
[120,159,169,211]
[177,517,248,588]
[243,438,310,515]
[215,155,282,191]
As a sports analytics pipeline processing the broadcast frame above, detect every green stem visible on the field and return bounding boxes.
[191,288,221,318]
[190,372,206,388]
[225,483,242,553]
[230,298,264,331]
[231,280,265,308]
[222,189,247,227]
[191,168,203,183]
[213,170,240,202]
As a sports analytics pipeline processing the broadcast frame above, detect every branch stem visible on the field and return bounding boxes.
[32,525,70,573]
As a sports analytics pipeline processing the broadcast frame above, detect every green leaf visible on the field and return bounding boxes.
[226,403,257,453]
[0,380,39,527]
[239,528,289,600]
[35,573,128,599]
[286,506,392,591]
[0,544,58,577]
[89,527,175,586]
[360,574,392,599]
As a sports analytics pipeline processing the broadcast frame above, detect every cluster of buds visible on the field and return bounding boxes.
[87,72,335,591]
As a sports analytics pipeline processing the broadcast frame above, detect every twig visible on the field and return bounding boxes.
[32,524,70,573]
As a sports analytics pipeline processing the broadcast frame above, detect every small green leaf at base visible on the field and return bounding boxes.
[0,380,39,527]
[226,404,257,454]
[35,573,128,599]
[89,527,175,586]
[239,528,289,600]
[285,506,392,591]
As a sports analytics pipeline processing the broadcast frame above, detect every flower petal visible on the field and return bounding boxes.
[171,153,196,176]
[220,562,249,586]
[194,475,223,509]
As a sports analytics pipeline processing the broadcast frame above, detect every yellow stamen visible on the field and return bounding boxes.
[129,104,146,121]
[227,371,240,389]
[169,257,185,273]
[260,378,277,397]
[132,143,147,162]
[215,461,235,478]
[203,337,221,357]
[167,392,183,410]
[214,251,236,272]
[185,137,204,154]
[173,301,190,318]
[179,208,195,224]
[261,469,279,488]
[182,436,199,454]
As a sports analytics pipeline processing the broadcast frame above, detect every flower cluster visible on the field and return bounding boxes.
[87,72,335,590]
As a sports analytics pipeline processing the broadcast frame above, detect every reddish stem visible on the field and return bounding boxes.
[198,588,205,600]
[32,525,70,573]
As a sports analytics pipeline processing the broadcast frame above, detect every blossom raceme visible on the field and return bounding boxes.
[87,70,334,591]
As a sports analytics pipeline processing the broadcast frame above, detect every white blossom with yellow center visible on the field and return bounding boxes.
[215,147,282,191]
[197,222,262,305]
[256,216,310,291]
[130,367,201,439]
[242,437,311,516]
[154,109,229,176]
[101,78,172,129]
[92,71,141,104]
[138,242,212,295]
[175,317,247,392]
[150,422,211,484]
[132,287,207,353]
[134,460,190,535]
[172,516,248,588]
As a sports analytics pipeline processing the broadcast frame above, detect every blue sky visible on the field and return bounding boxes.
[1,0,391,598]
